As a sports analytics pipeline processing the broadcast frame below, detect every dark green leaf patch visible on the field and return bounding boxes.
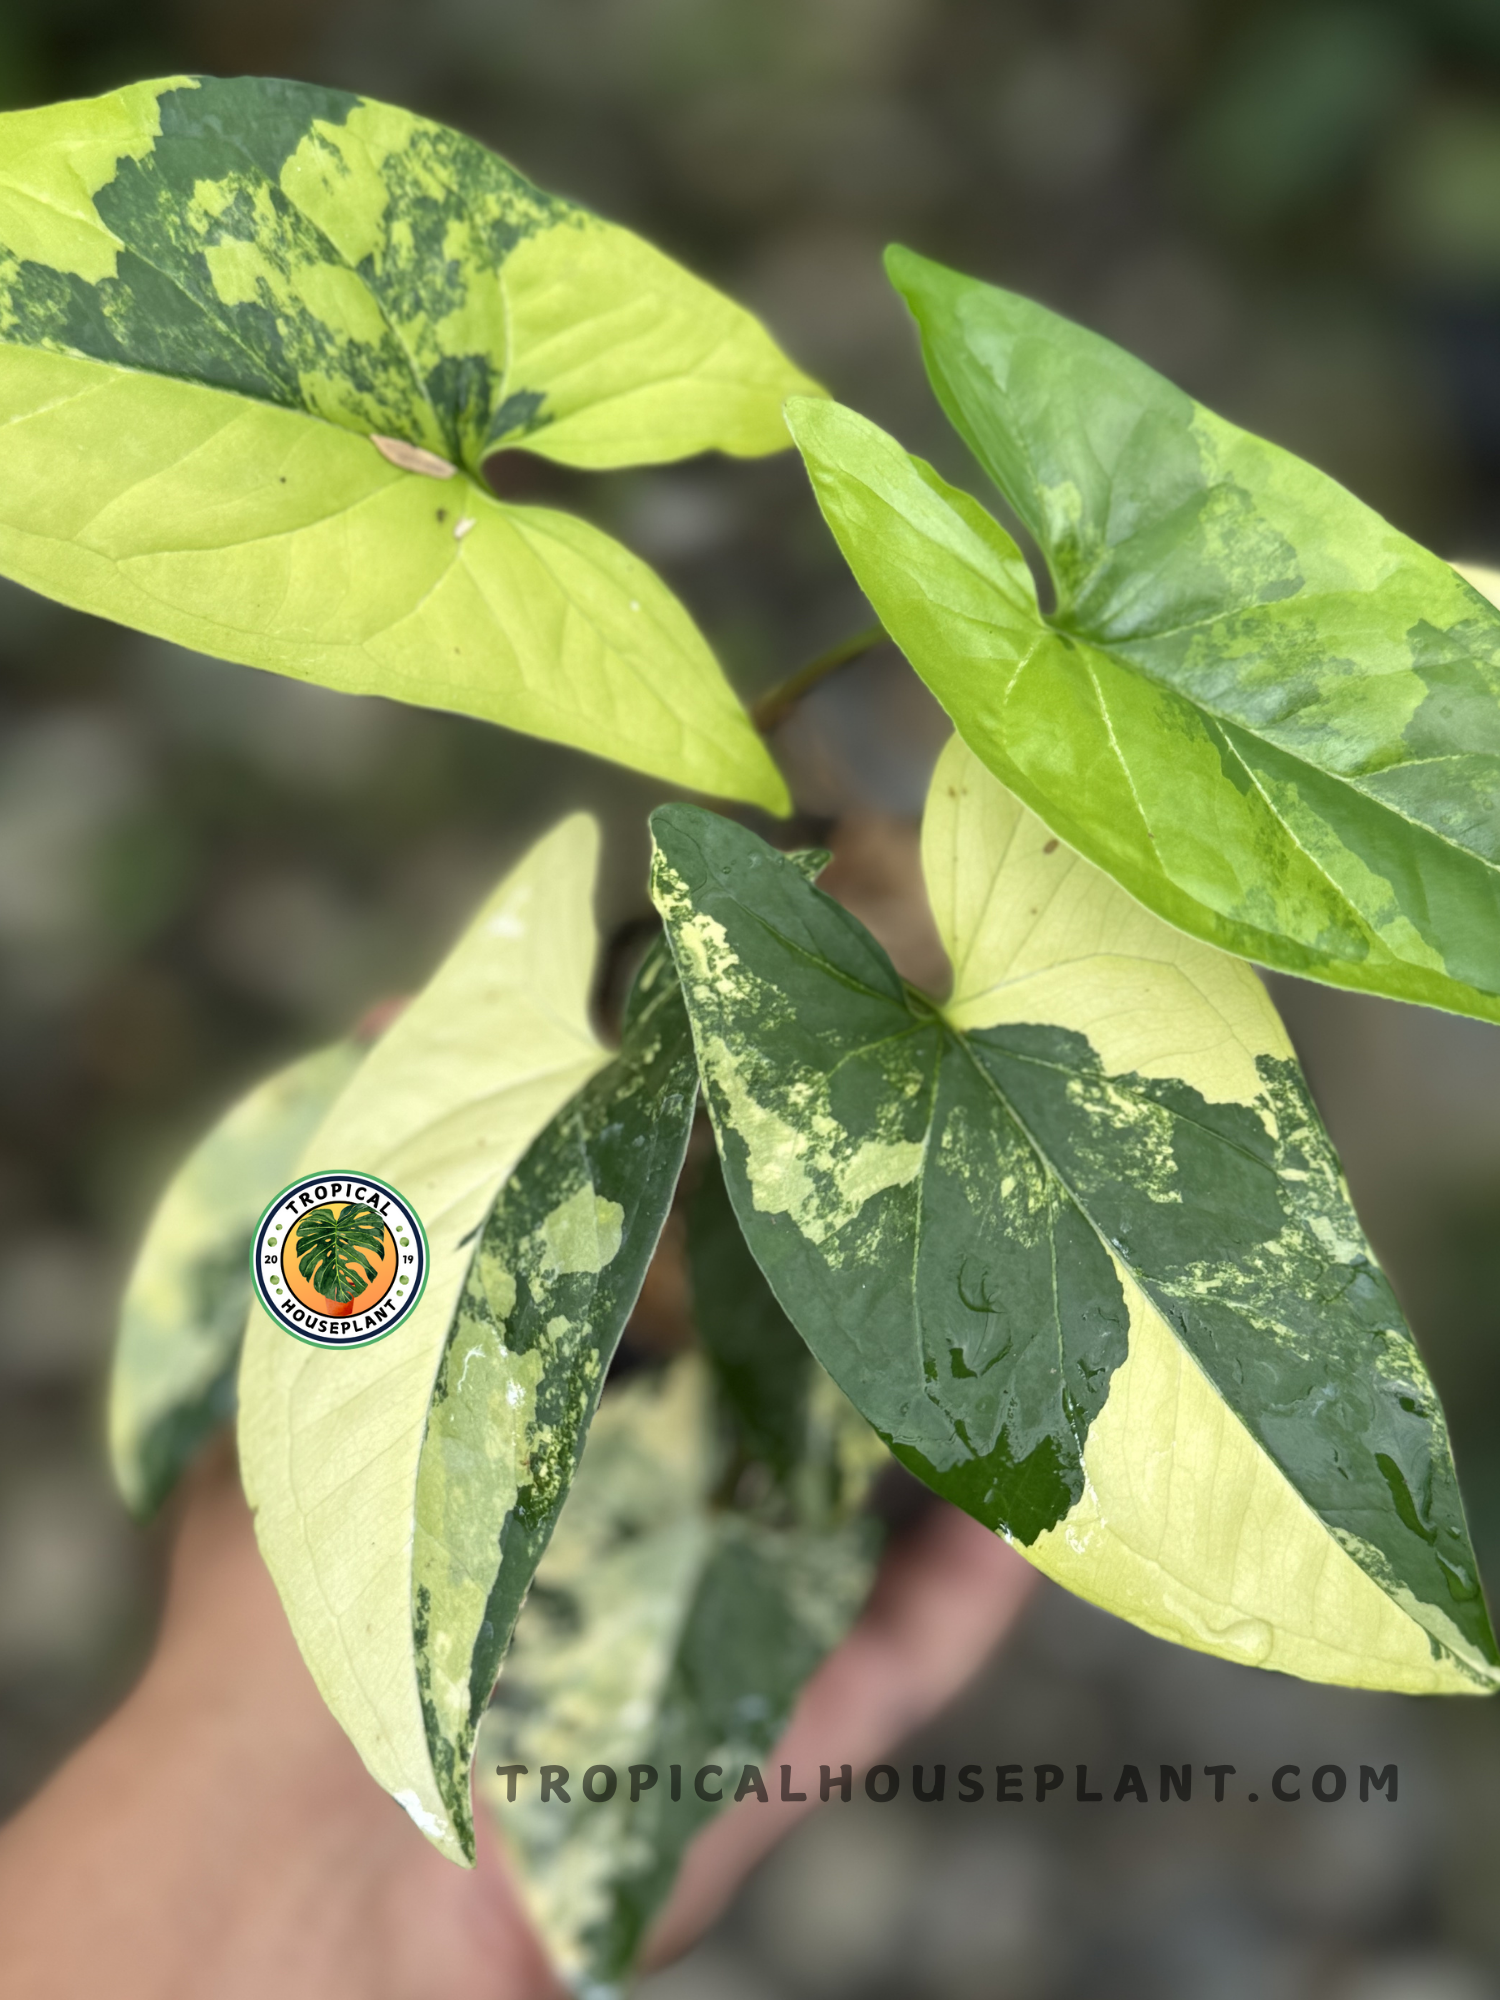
[688,1151,814,1486]
[0,77,566,469]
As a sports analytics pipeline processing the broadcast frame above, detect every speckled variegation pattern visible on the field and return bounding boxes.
[649,739,1500,1694]
[412,937,697,1859]
[786,248,1500,1019]
[0,77,805,807]
[478,1356,882,1994]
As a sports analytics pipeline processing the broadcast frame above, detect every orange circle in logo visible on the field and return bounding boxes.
[282,1201,400,1319]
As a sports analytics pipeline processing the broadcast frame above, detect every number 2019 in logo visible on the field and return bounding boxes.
[250,1171,429,1348]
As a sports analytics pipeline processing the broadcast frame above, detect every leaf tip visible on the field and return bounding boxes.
[883,240,924,295]
[723,742,792,818]
[781,394,823,449]
[391,1783,479,1866]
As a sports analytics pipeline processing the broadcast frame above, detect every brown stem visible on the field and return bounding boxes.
[750,621,888,734]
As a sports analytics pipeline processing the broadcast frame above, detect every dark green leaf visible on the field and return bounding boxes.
[688,1150,813,1484]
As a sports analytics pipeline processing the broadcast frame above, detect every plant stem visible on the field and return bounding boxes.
[750,621,888,734]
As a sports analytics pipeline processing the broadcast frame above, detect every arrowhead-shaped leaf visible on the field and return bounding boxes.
[478,1349,883,1992]
[411,936,697,1859]
[239,814,615,1862]
[785,248,1500,1019]
[0,77,803,808]
[650,749,1500,1692]
[109,1038,361,1519]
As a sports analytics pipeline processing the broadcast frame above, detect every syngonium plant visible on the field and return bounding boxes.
[2,68,1489,1995]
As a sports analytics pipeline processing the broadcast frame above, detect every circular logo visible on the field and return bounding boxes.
[250,1172,428,1348]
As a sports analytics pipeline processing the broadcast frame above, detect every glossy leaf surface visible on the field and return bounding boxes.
[786,249,1500,1018]
[411,938,697,1859]
[109,1038,360,1519]
[650,750,1499,1692]
[478,1351,883,1992]
[0,77,802,807]
[239,815,613,1862]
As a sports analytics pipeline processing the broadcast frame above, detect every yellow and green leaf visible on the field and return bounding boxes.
[109,1038,360,1519]
[0,77,805,807]
[649,741,1500,1693]
[785,249,1500,1019]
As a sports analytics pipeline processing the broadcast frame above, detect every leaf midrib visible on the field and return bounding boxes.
[726,908,1110,1440]
[1045,615,1500,902]
[0,344,740,760]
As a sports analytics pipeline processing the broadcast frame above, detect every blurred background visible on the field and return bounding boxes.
[2,1,1500,1995]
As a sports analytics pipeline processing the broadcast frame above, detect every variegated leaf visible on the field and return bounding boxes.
[0,77,803,808]
[785,249,1500,1020]
[478,1350,883,1993]
[239,815,614,1863]
[412,938,697,1859]
[650,750,1500,1694]
[109,1038,361,1519]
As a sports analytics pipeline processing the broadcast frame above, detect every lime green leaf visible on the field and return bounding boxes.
[0,78,803,809]
[239,815,614,1863]
[478,1353,882,1993]
[109,1039,361,1519]
[411,938,697,1861]
[785,250,1500,1019]
[650,753,1499,1693]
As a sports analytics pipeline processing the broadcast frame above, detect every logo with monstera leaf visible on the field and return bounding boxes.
[251,1172,428,1348]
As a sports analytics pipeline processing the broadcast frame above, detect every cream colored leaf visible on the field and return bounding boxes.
[238,815,611,1861]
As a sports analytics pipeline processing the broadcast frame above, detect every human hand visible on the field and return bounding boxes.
[0,1445,1035,2000]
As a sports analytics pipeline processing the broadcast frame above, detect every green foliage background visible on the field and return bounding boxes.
[3,2,1500,1994]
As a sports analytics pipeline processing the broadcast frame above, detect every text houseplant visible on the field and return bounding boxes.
[0,73,1496,1993]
